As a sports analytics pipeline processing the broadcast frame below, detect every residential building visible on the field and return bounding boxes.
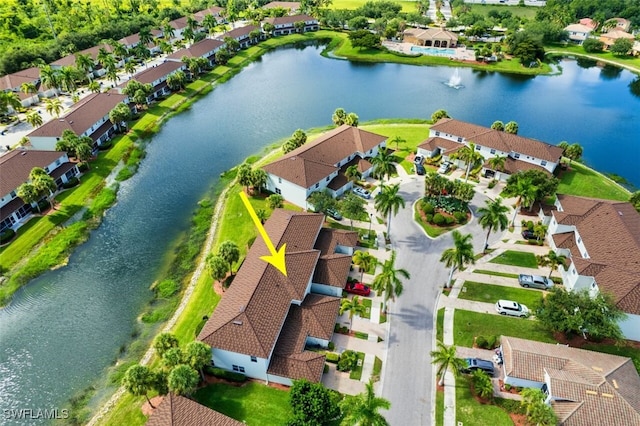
[51,44,124,78]
[166,39,225,67]
[217,25,263,49]
[546,194,640,340]
[403,28,458,48]
[194,6,224,24]
[263,15,319,36]
[27,92,131,150]
[563,23,593,44]
[600,29,635,50]
[0,149,78,232]
[605,17,632,33]
[146,393,242,426]
[0,67,43,107]
[417,118,563,180]
[578,17,598,31]
[198,209,357,386]
[120,61,187,102]
[118,30,163,55]
[262,1,301,14]
[262,125,387,209]
[501,336,640,425]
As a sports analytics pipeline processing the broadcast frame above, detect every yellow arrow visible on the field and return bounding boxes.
[239,192,288,276]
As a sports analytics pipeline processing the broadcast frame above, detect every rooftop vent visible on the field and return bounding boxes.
[68,120,73,124]
[602,393,614,398]
[586,390,597,395]
[232,320,243,326]
[613,379,619,389]
[592,366,603,372]
[618,211,623,216]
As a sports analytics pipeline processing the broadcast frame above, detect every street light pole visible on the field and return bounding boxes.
[368,213,373,239]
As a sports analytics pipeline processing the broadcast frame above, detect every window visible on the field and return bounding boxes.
[577,237,581,243]
[278,177,282,184]
[514,153,520,159]
[232,365,245,373]
[435,131,440,136]
[326,177,330,182]
[457,137,462,142]
[10,191,16,198]
[250,356,257,362]
[475,145,481,150]
[275,188,281,194]
[490,149,496,154]
[315,183,319,188]
[541,161,547,166]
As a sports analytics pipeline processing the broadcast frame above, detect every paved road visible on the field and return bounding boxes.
[381,176,500,425]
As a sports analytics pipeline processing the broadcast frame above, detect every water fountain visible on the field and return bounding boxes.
[445,68,463,89]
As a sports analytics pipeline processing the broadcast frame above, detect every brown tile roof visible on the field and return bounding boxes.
[500,157,550,175]
[502,336,640,425]
[167,39,225,60]
[552,231,577,252]
[0,67,40,91]
[194,6,224,19]
[52,44,115,67]
[268,294,340,382]
[417,136,462,153]
[431,118,564,162]
[313,228,358,256]
[313,254,352,287]
[169,17,189,31]
[0,150,67,196]
[146,393,242,426]
[27,92,128,139]
[1,196,27,222]
[198,210,325,358]
[218,25,260,40]
[132,61,185,85]
[265,14,316,26]
[404,27,458,42]
[263,125,386,187]
[118,30,162,48]
[262,1,301,9]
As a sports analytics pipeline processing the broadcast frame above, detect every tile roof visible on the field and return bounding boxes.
[313,254,353,287]
[564,24,594,33]
[27,92,128,139]
[167,39,225,60]
[313,228,358,256]
[146,393,242,426]
[198,210,325,358]
[499,157,550,175]
[0,150,67,196]
[553,195,640,313]
[262,1,301,9]
[431,118,564,162]
[132,61,185,85]
[502,336,640,425]
[263,125,386,188]
[52,44,115,67]
[194,6,224,19]
[218,25,260,40]
[265,14,317,26]
[404,27,458,42]
[418,136,461,153]
[0,67,40,91]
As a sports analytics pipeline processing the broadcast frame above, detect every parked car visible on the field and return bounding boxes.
[521,230,536,240]
[518,274,553,290]
[352,187,371,199]
[462,358,495,376]
[437,161,451,174]
[414,154,424,165]
[495,299,529,318]
[416,164,426,175]
[344,281,371,296]
[326,208,342,221]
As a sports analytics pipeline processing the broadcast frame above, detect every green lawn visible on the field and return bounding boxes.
[349,351,366,380]
[473,269,519,279]
[436,308,445,344]
[456,376,514,426]
[193,381,291,426]
[360,297,372,319]
[489,250,538,269]
[546,44,640,74]
[436,388,444,426]
[467,3,538,19]
[557,161,630,201]
[453,309,555,348]
[414,204,459,238]
[330,0,418,12]
[459,281,544,310]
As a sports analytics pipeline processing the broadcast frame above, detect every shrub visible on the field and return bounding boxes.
[325,352,340,363]
[526,221,534,231]
[486,335,498,349]
[454,211,467,224]
[62,177,80,189]
[157,279,180,298]
[194,316,208,337]
[77,163,89,172]
[488,179,497,189]
[204,367,247,382]
[337,350,357,372]
[0,228,16,244]
[433,213,445,226]
[422,202,435,215]
[327,341,335,350]
[504,384,512,391]
[476,335,488,349]
[98,140,112,150]
[445,215,455,225]
[426,213,433,223]
[323,364,329,374]
[37,199,50,212]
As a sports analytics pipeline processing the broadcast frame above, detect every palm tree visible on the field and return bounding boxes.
[374,183,405,237]
[340,296,366,331]
[162,21,176,41]
[457,142,484,183]
[332,107,347,125]
[16,183,41,212]
[487,155,506,174]
[536,250,567,278]
[352,250,377,281]
[472,370,494,400]
[138,28,153,46]
[0,91,22,116]
[218,240,240,276]
[58,66,77,94]
[430,340,465,386]
[202,15,218,35]
[75,53,94,80]
[20,82,38,97]
[110,41,128,61]
[370,148,395,185]
[520,387,544,417]
[122,364,156,408]
[25,111,43,128]
[504,121,518,134]
[506,177,538,226]
[124,61,137,77]
[339,379,390,426]
[250,169,268,194]
[39,65,60,93]
[440,230,475,288]
[345,164,362,183]
[477,198,509,252]
[491,120,504,131]
[565,143,583,165]
[391,135,405,152]
[45,98,64,118]
[371,251,410,312]
[88,81,101,93]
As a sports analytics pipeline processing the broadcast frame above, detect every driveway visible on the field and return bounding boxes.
[380,175,501,425]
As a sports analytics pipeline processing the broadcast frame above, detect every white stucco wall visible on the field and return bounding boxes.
[267,373,293,386]
[264,174,308,208]
[212,348,269,380]
[619,314,640,342]
[503,375,543,389]
[311,283,342,297]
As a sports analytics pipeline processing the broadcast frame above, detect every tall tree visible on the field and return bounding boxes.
[565,143,583,165]
[289,380,340,425]
[345,165,362,183]
[391,135,405,152]
[536,250,566,278]
[471,369,494,400]
[477,198,509,252]
[430,340,465,386]
[332,107,347,126]
[20,82,38,97]
[39,65,60,93]
[345,112,359,127]
[218,240,240,276]
[122,364,156,408]
[456,142,484,183]
[374,183,404,237]
[340,296,366,331]
[504,176,538,225]
[167,364,200,396]
[490,120,504,131]
[371,251,410,312]
[352,250,377,281]
[0,91,21,116]
[75,53,94,80]
[487,155,505,173]
[109,102,132,133]
[153,333,179,358]
[440,230,475,288]
[339,380,390,426]
[370,148,395,186]
[504,121,518,134]
[340,192,367,230]
[431,109,450,123]
[29,167,56,207]
[45,97,64,118]
[16,183,41,212]
[183,341,211,380]
[207,254,228,285]
[237,163,253,192]
[162,347,184,370]
[25,111,43,128]
[250,168,268,194]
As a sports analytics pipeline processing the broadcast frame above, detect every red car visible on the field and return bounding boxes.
[344,282,371,297]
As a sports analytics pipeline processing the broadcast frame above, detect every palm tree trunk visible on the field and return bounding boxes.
[510,203,520,227]
[447,266,455,288]
[483,226,492,253]
[145,394,155,409]
[465,162,471,183]
[386,211,392,237]
[438,365,448,386]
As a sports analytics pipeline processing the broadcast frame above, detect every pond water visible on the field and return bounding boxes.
[0,44,638,424]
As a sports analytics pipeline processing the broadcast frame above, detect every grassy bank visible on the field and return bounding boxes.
[546,45,640,75]
[557,161,631,200]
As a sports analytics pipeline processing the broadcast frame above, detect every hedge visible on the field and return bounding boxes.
[204,366,247,382]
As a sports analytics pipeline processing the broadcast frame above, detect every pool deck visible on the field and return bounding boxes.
[382,41,476,62]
